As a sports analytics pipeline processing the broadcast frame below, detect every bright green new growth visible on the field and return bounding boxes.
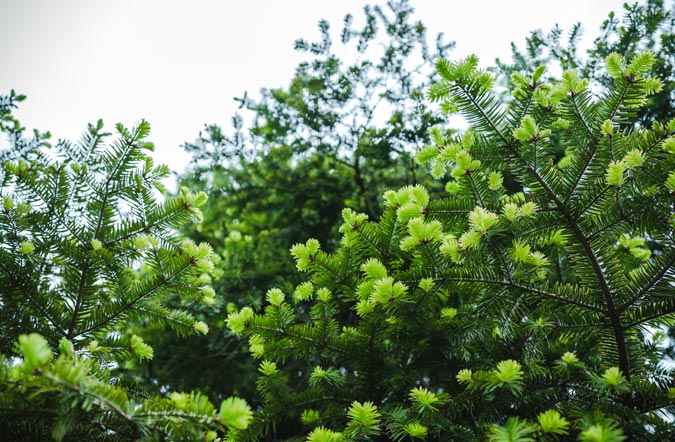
[537,409,570,435]
[488,360,524,394]
[219,397,254,430]
[225,50,675,441]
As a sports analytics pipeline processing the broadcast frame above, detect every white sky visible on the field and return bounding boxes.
[1,0,629,172]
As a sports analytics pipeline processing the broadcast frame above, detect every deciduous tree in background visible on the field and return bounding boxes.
[142,0,453,403]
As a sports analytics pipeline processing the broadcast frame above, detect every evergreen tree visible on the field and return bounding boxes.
[143,0,453,403]
[0,93,252,441]
[225,50,675,441]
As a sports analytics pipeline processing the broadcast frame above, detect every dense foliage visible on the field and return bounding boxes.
[498,0,675,362]
[0,94,252,441]
[226,51,675,441]
[143,0,453,402]
[4,1,675,441]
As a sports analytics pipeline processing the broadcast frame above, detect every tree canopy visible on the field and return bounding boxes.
[3,1,675,441]
[141,0,453,403]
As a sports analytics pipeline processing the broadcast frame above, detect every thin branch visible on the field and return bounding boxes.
[617,253,675,314]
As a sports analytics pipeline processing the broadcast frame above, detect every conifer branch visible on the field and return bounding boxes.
[617,254,675,314]
[570,95,598,141]
[253,325,359,358]
[41,372,136,428]
[77,259,194,337]
[623,311,675,330]
[67,261,90,338]
[606,80,632,123]
[562,142,599,205]
[577,185,611,216]
[68,128,141,338]
[444,276,606,313]
[586,209,636,240]
[455,84,510,146]
[509,151,630,374]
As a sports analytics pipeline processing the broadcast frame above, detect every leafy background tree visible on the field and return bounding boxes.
[140,0,453,404]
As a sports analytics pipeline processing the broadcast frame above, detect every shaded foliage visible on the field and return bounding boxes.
[143,0,453,404]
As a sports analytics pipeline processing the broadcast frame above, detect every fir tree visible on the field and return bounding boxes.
[144,0,453,404]
[225,50,675,441]
[499,0,675,360]
[0,94,252,441]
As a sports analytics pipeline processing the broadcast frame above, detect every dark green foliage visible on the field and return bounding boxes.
[0,97,252,441]
[144,0,453,403]
[225,50,675,441]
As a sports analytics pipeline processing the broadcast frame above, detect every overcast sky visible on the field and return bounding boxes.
[1,0,629,172]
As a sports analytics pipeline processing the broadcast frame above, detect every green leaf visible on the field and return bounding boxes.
[192,321,209,335]
[130,335,154,360]
[294,282,315,302]
[662,137,675,154]
[561,70,588,95]
[488,171,504,191]
[595,367,630,393]
[601,119,614,136]
[605,161,627,187]
[361,258,387,280]
[627,51,655,76]
[532,65,546,82]
[468,206,498,233]
[665,171,675,191]
[409,386,441,411]
[17,333,53,370]
[20,240,35,254]
[266,288,286,306]
[605,53,626,79]
[307,426,343,442]
[219,397,253,430]
[226,307,255,334]
[457,368,473,385]
[537,409,569,435]
[416,145,439,164]
[489,360,524,394]
[579,423,626,442]
[513,115,539,141]
[346,401,381,434]
[489,418,535,442]
[301,409,320,424]
[403,422,428,439]
[58,338,74,355]
[622,149,644,167]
